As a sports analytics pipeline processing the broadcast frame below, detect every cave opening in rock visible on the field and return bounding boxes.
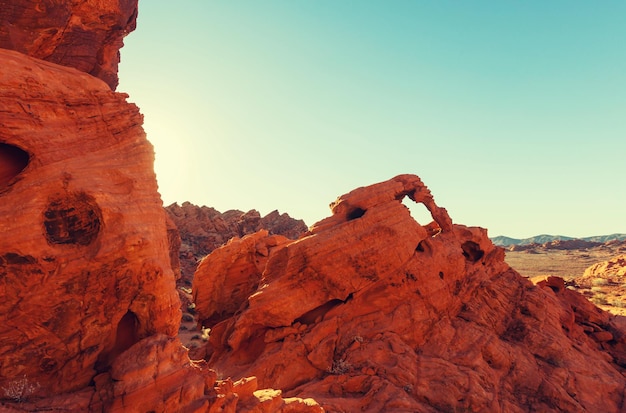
[461,241,485,263]
[114,311,140,353]
[0,142,30,189]
[95,311,140,372]
[346,207,366,221]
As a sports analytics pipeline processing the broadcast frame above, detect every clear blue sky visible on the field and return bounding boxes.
[118,1,626,239]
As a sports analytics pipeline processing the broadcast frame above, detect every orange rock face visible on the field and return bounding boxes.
[195,174,626,412]
[166,202,308,285]
[0,0,138,89]
[0,47,180,399]
[0,8,322,412]
[193,231,292,331]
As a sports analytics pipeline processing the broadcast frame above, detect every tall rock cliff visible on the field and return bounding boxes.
[0,1,322,411]
[194,174,626,412]
[0,45,182,402]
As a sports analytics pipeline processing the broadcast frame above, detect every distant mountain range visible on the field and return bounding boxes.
[490,233,626,247]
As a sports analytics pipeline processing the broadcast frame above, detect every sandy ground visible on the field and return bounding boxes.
[505,243,626,316]
[504,245,625,280]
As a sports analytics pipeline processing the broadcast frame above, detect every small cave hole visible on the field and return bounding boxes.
[95,311,140,372]
[114,311,140,353]
[346,207,366,221]
[295,298,344,325]
[44,192,102,246]
[0,142,30,189]
[439,271,444,280]
[461,241,484,263]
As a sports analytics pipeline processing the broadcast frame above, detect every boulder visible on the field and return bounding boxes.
[165,202,307,285]
[193,230,292,330]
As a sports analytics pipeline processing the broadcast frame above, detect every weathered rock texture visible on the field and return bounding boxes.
[571,254,626,316]
[0,47,181,399]
[166,202,308,285]
[583,255,626,279]
[0,4,323,411]
[195,174,626,412]
[193,231,292,333]
[0,0,138,89]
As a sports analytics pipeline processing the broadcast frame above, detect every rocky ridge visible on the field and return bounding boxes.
[165,202,308,286]
[194,174,626,412]
[492,234,626,247]
[3,0,626,411]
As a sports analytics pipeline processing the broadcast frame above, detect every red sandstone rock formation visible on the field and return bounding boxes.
[576,254,626,315]
[0,46,180,392]
[166,202,307,285]
[192,231,292,331]
[0,46,182,401]
[542,239,602,250]
[194,174,626,412]
[0,3,322,410]
[0,0,138,90]
[583,254,626,279]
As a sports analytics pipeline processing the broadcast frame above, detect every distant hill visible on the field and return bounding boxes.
[491,233,626,247]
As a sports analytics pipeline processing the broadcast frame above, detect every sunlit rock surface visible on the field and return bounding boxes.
[0,47,181,399]
[195,174,626,412]
[0,5,322,411]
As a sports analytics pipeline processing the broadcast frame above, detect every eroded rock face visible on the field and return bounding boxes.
[193,230,292,331]
[0,0,138,89]
[195,174,626,412]
[0,48,180,398]
[166,202,308,285]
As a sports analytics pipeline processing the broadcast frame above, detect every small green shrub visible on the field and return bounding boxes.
[611,299,626,308]
[592,278,609,287]
[591,295,608,305]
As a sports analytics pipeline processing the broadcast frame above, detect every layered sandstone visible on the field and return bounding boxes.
[0,47,181,399]
[0,0,138,89]
[192,231,292,332]
[0,39,320,413]
[194,174,626,412]
[0,3,322,410]
[166,202,307,285]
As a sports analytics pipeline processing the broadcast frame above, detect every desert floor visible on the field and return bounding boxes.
[505,243,626,316]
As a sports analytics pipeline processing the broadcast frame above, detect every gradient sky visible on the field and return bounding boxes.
[118,1,626,239]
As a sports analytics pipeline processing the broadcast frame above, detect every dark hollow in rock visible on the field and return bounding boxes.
[44,192,102,246]
[0,142,30,190]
